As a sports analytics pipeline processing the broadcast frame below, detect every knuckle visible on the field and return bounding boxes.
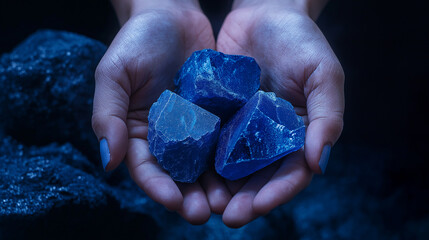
[325,60,345,84]
[94,53,125,83]
[328,59,345,85]
[94,60,113,83]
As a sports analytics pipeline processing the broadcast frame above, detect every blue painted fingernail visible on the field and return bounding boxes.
[100,138,110,171]
[319,145,331,174]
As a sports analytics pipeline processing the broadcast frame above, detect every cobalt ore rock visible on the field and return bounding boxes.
[0,29,106,161]
[215,91,305,180]
[174,49,261,122]
[148,90,221,183]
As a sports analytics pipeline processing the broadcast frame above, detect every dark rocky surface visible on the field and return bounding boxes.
[0,29,106,161]
[0,137,159,239]
[0,30,428,239]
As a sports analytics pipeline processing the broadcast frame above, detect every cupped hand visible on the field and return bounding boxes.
[216,1,345,227]
[91,6,232,224]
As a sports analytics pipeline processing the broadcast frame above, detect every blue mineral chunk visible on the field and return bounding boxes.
[174,49,261,122]
[215,91,305,180]
[148,90,221,183]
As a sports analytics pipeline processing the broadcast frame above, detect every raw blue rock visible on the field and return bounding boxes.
[148,90,221,183]
[215,91,305,180]
[174,49,261,122]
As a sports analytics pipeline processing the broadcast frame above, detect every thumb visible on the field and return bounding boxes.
[305,61,345,174]
[91,59,129,171]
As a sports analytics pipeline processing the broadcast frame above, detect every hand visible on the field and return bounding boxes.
[216,0,344,227]
[91,2,232,224]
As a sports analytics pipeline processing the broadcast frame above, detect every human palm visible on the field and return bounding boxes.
[216,5,344,227]
[92,9,227,224]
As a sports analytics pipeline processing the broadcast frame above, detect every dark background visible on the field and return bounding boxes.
[1,0,428,237]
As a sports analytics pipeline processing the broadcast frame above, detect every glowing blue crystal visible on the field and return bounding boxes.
[215,91,305,180]
[148,90,221,183]
[174,49,261,122]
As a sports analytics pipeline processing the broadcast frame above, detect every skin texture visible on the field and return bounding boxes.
[92,0,344,228]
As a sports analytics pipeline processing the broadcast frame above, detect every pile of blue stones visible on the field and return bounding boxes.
[148,49,305,183]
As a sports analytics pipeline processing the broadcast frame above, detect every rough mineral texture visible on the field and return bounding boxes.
[215,91,305,180]
[0,136,160,239]
[148,90,221,183]
[174,49,260,122]
[0,29,106,161]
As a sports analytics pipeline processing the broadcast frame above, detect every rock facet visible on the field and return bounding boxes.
[148,90,221,183]
[174,49,261,122]
[215,91,305,180]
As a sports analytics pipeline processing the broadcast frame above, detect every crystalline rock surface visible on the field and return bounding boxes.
[148,90,221,183]
[174,49,261,122]
[215,91,306,180]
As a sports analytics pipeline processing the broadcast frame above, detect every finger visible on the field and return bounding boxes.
[92,58,130,171]
[177,182,211,225]
[222,162,279,228]
[305,61,345,174]
[253,150,313,215]
[125,138,183,211]
[199,170,232,214]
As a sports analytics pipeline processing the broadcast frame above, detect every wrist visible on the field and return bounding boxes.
[232,0,329,20]
[300,0,330,20]
[111,0,202,25]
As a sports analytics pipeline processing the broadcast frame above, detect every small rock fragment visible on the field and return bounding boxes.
[174,49,261,122]
[215,91,305,180]
[148,90,221,183]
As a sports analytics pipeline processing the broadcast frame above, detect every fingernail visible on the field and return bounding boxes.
[100,138,110,171]
[319,145,331,174]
